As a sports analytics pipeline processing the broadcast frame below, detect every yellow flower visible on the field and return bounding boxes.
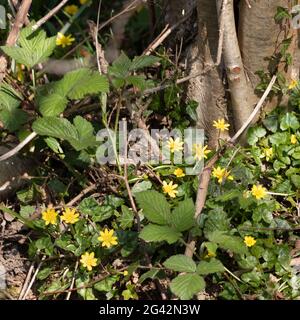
[251,184,267,200]
[193,143,211,161]
[212,166,233,184]
[98,228,118,248]
[162,181,178,198]
[213,119,230,132]
[123,270,129,276]
[288,79,298,90]
[56,33,75,48]
[291,134,297,145]
[80,252,97,271]
[79,0,88,4]
[205,250,216,259]
[60,208,80,224]
[42,208,58,225]
[263,147,273,161]
[64,5,79,15]
[167,137,184,153]
[174,168,185,178]
[244,236,256,247]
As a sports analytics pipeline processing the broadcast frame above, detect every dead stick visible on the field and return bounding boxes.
[6,0,32,46]
[32,0,70,31]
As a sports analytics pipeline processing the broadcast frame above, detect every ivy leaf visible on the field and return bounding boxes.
[170,274,205,300]
[197,258,225,275]
[118,205,134,229]
[163,255,196,273]
[139,224,181,244]
[135,190,170,225]
[171,198,195,232]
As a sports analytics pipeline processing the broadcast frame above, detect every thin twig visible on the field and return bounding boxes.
[31,0,70,31]
[18,260,35,300]
[21,256,46,300]
[66,261,78,300]
[65,184,97,207]
[0,132,37,162]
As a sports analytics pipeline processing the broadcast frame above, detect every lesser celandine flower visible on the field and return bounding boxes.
[42,208,58,225]
[174,168,185,178]
[123,270,129,276]
[288,79,298,90]
[64,5,79,15]
[98,228,118,248]
[244,236,256,247]
[251,184,267,200]
[263,147,273,161]
[193,143,211,161]
[167,137,184,153]
[80,252,97,271]
[212,166,233,184]
[162,181,178,198]
[291,134,297,145]
[213,119,230,132]
[56,33,75,48]
[60,208,79,224]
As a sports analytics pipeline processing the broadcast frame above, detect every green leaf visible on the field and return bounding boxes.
[163,255,196,273]
[38,93,68,117]
[171,198,195,232]
[118,205,134,229]
[129,55,160,70]
[196,258,225,275]
[135,190,170,225]
[291,175,300,188]
[139,269,162,284]
[247,126,267,145]
[170,274,205,300]
[108,52,132,78]
[61,68,109,99]
[269,132,290,146]
[263,115,278,133]
[280,113,300,131]
[78,197,113,222]
[94,275,119,292]
[131,181,152,195]
[0,83,26,131]
[1,26,56,67]
[139,224,181,244]
[37,267,52,280]
[207,231,248,255]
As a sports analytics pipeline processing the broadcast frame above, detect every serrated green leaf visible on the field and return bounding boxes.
[108,52,132,78]
[139,224,181,244]
[171,198,195,232]
[164,255,196,273]
[135,190,170,225]
[207,231,248,255]
[118,205,134,229]
[170,274,205,300]
[139,269,162,284]
[32,117,78,141]
[129,55,160,70]
[38,93,68,116]
[197,258,225,275]
[61,68,109,99]
[1,26,56,67]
